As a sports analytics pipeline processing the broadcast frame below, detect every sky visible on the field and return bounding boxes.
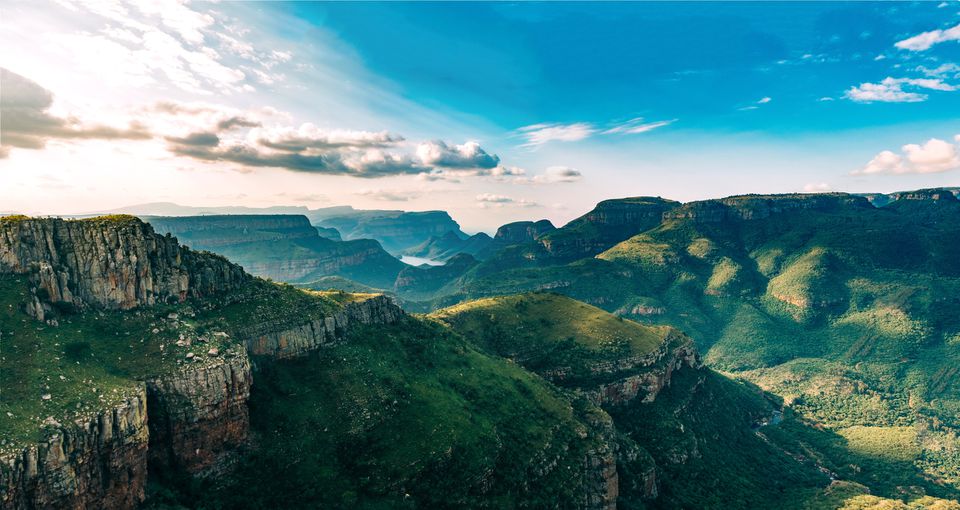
[1,1,959,232]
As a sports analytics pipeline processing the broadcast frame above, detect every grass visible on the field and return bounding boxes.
[0,274,238,452]
[150,318,609,509]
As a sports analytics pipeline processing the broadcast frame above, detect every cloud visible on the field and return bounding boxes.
[0,68,152,156]
[854,137,960,175]
[602,118,675,135]
[355,189,422,202]
[844,77,956,103]
[416,140,500,169]
[895,22,960,51]
[516,122,596,147]
[475,193,538,208]
[515,166,583,184]
[916,63,960,78]
[758,97,772,104]
[803,182,831,192]
[165,131,220,147]
[253,124,403,152]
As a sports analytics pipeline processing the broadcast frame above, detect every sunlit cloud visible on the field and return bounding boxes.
[854,136,960,175]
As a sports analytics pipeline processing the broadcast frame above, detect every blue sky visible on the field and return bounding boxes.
[1,1,959,231]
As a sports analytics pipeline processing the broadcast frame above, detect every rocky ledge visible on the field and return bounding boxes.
[1,392,149,510]
[0,216,248,315]
[240,295,405,359]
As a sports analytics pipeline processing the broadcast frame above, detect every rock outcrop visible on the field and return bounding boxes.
[587,335,701,406]
[539,197,679,260]
[663,193,872,224]
[493,220,556,245]
[0,216,248,314]
[145,215,319,248]
[1,392,149,510]
[146,347,252,476]
[240,295,405,359]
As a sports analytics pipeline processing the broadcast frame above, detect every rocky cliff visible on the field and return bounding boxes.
[1,392,149,510]
[240,294,404,359]
[146,346,252,476]
[317,210,466,254]
[0,216,248,315]
[145,215,404,288]
[663,193,872,224]
[493,220,556,245]
[538,197,679,260]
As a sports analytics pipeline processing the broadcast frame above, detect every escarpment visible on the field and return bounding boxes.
[0,216,406,510]
[239,294,404,359]
[1,393,149,510]
[0,216,248,315]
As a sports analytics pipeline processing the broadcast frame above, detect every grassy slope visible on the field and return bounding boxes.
[151,318,611,509]
[425,196,960,504]
[430,293,674,387]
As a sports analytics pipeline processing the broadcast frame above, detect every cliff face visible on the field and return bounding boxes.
[0,217,248,315]
[663,193,872,224]
[146,215,404,288]
[1,393,149,510]
[146,347,252,476]
[588,337,700,406]
[145,215,319,248]
[493,220,556,244]
[240,295,404,359]
[318,210,466,254]
[539,198,679,260]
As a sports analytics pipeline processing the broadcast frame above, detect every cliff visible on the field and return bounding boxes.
[145,215,405,288]
[1,393,149,510]
[240,294,404,359]
[538,197,679,260]
[146,346,252,476]
[403,231,493,261]
[0,216,248,315]
[493,220,556,244]
[317,210,466,254]
[663,193,872,224]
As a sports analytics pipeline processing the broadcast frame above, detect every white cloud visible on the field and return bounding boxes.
[516,122,596,147]
[916,63,960,78]
[903,138,960,173]
[475,193,538,208]
[602,118,675,135]
[758,97,772,104]
[854,137,960,175]
[844,77,956,103]
[416,140,500,169]
[818,97,835,102]
[515,166,583,185]
[895,22,960,51]
[803,182,831,192]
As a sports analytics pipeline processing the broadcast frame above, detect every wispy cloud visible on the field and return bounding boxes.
[516,117,674,147]
[475,193,539,208]
[854,135,960,175]
[602,118,676,135]
[844,77,955,103]
[355,189,422,202]
[895,22,960,51]
[516,122,596,147]
[515,166,582,185]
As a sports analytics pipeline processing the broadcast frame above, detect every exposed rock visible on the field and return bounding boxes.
[0,392,149,510]
[146,349,252,477]
[240,295,404,359]
[0,216,248,313]
[316,210,466,254]
[494,220,555,245]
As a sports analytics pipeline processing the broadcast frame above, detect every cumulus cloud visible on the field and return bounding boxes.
[253,124,403,152]
[0,68,151,156]
[516,122,596,147]
[844,77,956,103]
[416,140,500,169]
[895,22,960,51]
[854,137,960,175]
[603,118,675,135]
[515,166,583,184]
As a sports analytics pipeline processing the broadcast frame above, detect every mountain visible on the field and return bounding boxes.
[411,190,960,504]
[314,209,468,254]
[144,214,405,288]
[403,230,494,261]
[3,213,958,509]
